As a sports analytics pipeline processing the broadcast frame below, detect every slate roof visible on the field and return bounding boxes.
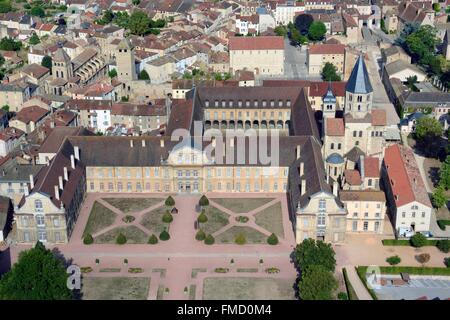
[345,54,373,94]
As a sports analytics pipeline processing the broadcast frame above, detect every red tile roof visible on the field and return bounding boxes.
[344,169,362,186]
[384,144,432,208]
[326,118,345,136]
[309,44,346,55]
[308,81,347,97]
[372,109,387,126]
[364,156,380,178]
[229,36,284,50]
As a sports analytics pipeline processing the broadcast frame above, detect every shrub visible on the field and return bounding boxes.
[122,215,135,223]
[445,257,450,267]
[159,230,170,241]
[386,255,401,266]
[116,233,127,245]
[128,268,143,273]
[267,233,279,245]
[83,233,94,245]
[235,233,246,245]
[197,211,208,223]
[204,234,215,245]
[162,211,173,223]
[265,267,280,274]
[165,196,175,206]
[195,229,206,241]
[416,253,431,265]
[438,240,450,253]
[148,234,158,244]
[81,267,93,273]
[214,267,229,273]
[199,195,209,206]
[235,216,249,223]
[410,233,427,247]
[337,292,348,300]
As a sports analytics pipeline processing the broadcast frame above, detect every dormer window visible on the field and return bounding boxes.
[278,100,283,107]
[214,100,219,107]
[238,100,242,107]
[262,100,267,107]
[270,100,275,107]
[254,100,258,107]
[205,100,209,107]
[286,100,291,107]
[222,100,226,107]
[246,100,250,107]
[229,100,233,107]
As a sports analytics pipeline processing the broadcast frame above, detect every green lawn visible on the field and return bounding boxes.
[95,226,149,244]
[83,201,117,237]
[201,206,230,234]
[211,198,275,213]
[216,226,267,244]
[102,197,164,213]
[81,277,150,300]
[382,239,438,246]
[203,277,296,300]
[140,207,168,234]
[254,202,284,238]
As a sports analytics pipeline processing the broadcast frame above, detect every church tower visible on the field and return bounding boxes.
[344,54,373,119]
[322,82,337,119]
[116,38,136,82]
[52,47,73,81]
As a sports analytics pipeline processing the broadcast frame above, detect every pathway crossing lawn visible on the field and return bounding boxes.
[95,226,148,244]
[203,277,296,300]
[82,277,150,300]
[255,202,284,238]
[102,197,164,213]
[211,198,275,213]
[202,206,230,234]
[140,207,168,234]
[216,226,267,244]
[83,201,117,237]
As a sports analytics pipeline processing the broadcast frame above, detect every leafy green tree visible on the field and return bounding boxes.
[204,234,215,245]
[386,255,401,265]
[337,292,348,300]
[113,11,129,28]
[41,55,52,70]
[195,229,206,241]
[30,6,45,18]
[406,75,418,91]
[405,25,439,64]
[99,9,114,25]
[267,233,279,245]
[235,233,246,245]
[199,195,209,206]
[138,69,150,80]
[321,62,340,81]
[0,54,4,66]
[0,37,22,51]
[132,0,140,5]
[116,233,127,244]
[439,156,450,189]
[433,3,441,12]
[182,71,193,79]
[159,229,170,241]
[165,196,175,206]
[197,211,208,224]
[128,10,151,36]
[2,105,9,112]
[148,234,158,244]
[297,265,338,300]
[437,239,450,253]
[83,233,93,245]
[432,186,447,208]
[414,117,443,156]
[162,211,173,223]
[108,69,117,78]
[28,33,40,45]
[410,233,427,247]
[308,21,327,41]
[0,1,12,13]
[0,242,73,299]
[293,238,336,272]
[274,25,287,37]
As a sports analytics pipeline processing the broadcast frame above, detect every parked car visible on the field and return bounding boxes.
[419,231,433,238]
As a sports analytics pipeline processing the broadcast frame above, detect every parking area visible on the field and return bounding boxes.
[375,277,450,300]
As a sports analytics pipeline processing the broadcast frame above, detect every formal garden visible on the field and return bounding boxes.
[81,277,150,300]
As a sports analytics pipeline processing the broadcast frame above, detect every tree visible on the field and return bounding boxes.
[0,242,73,299]
[267,233,279,245]
[297,265,338,300]
[0,1,12,13]
[414,117,443,156]
[159,229,170,241]
[0,37,22,51]
[165,196,175,206]
[294,13,314,34]
[108,69,117,78]
[308,21,327,41]
[83,233,93,245]
[406,75,418,91]
[386,255,401,265]
[432,186,447,208]
[138,69,150,80]
[197,211,208,224]
[321,62,340,81]
[41,55,52,70]
[437,239,450,253]
[204,234,215,245]
[439,155,450,189]
[2,105,9,112]
[162,211,173,223]
[199,195,209,206]
[415,253,431,266]
[195,229,206,241]
[28,33,40,45]
[433,3,441,12]
[404,25,439,64]
[148,234,158,244]
[410,233,427,247]
[274,25,287,37]
[0,54,4,66]
[132,0,140,5]
[293,238,336,272]
[235,233,246,245]
[128,10,151,36]
[337,292,348,300]
[445,257,450,267]
[30,6,45,18]
[116,233,127,244]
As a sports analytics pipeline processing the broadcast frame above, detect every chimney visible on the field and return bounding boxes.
[58,176,64,190]
[301,179,306,196]
[70,154,75,169]
[50,120,55,128]
[212,136,216,147]
[130,139,134,148]
[63,167,68,181]
[296,145,301,159]
[160,138,164,148]
[142,139,146,147]
[74,146,80,160]
[29,174,34,189]
[299,162,304,176]
[24,186,29,196]
[54,185,60,200]
[333,181,338,197]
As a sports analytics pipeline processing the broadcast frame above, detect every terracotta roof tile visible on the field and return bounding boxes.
[364,156,380,178]
[372,109,386,126]
[309,44,346,55]
[344,169,362,185]
[229,36,284,50]
[326,118,345,136]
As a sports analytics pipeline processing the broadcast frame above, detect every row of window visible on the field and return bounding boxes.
[205,182,287,192]
[22,231,62,242]
[207,111,291,120]
[352,212,381,218]
[204,99,291,109]
[352,221,380,232]
[400,211,427,219]
[20,215,60,228]
[88,167,170,179]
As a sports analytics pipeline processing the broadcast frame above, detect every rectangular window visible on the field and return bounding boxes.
[36,215,45,226]
[352,221,358,231]
[53,218,59,227]
[127,183,132,191]
[38,231,47,241]
[23,231,30,242]
[363,221,368,231]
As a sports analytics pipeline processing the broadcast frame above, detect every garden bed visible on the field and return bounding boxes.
[95,226,148,244]
[211,198,274,213]
[103,197,163,213]
[83,201,117,237]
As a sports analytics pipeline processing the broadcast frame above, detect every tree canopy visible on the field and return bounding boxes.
[297,265,338,300]
[0,37,22,51]
[41,55,52,70]
[0,0,13,13]
[0,242,73,299]
[293,238,336,273]
[28,33,40,45]
[415,117,443,141]
[308,21,327,41]
[321,62,340,81]
[274,25,288,37]
[432,185,447,208]
[30,6,45,18]
[128,11,151,36]
[138,69,150,80]
[439,155,450,189]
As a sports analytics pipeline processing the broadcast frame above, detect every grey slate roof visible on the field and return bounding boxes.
[345,54,373,94]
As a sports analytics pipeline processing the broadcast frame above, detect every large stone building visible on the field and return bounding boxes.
[115,38,137,82]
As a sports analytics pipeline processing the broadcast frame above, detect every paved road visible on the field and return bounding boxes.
[344,266,373,300]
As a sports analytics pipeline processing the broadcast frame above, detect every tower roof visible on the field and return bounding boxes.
[117,38,134,51]
[345,54,373,94]
[53,47,71,63]
[323,81,336,103]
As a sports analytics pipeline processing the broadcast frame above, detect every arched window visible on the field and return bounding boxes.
[330,143,334,149]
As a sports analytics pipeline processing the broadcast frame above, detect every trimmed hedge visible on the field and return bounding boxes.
[204,234,215,245]
[159,230,170,241]
[83,233,94,245]
[382,239,438,246]
[235,233,246,245]
[116,233,127,245]
[359,265,450,276]
[195,229,206,241]
[386,255,401,266]
[437,240,450,253]
[267,233,279,245]
[148,234,158,244]
[437,220,450,231]
[165,196,175,207]
[162,212,173,223]
[197,212,208,223]
[355,267,378,300]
